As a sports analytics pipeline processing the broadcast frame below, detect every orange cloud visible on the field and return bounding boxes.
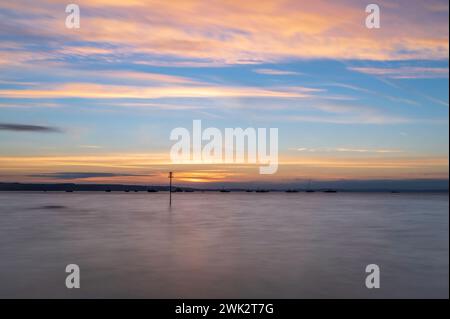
[0,82,313,99]
[0,0,448,66]
[0,153,447,184]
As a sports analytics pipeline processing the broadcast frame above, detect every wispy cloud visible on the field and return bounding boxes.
[0,83,315,99]
[0,153,447,183]
[78,145,103,149]
[253,69,302,75]
[0,0,447,184]
[0,0,448,67]
[290,147,404,154]
[323,82,420,106]
[262,101,415,124]
[349,67,449,79]
[280,114,413,124]
[0,123,62,133]
[0,102,60,108]
[29,172,146,180]
[334,148,404,154]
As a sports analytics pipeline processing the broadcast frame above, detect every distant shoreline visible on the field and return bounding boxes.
[0,182,448,193]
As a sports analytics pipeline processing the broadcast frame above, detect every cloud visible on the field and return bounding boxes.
[29,172,147,180]
[106,101,205,110]
[253,69,302,75]
[334,148,404,154]
[323,82,421,106]
[348,67,449,79]
[262,101,415,124]
[0,0,448,68]
[0,153,170,172]
[74,70,198,85]
[280,114,412,124]
[0,102,60,108]
[290,147,404,154]
[78,145,103,149]
[0,83,315,99]
[1,154,447,183]
[0,123,62,133]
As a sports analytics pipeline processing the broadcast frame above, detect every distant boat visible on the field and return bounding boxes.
[65,190,74,193]
[285,189,299,193]
[220,189,231,193]
[256,189,270,193]
[147,189,158,193]
[391,190,400,194]
[184,189,195,193]
[105,189,112,192]
[323,189,337,193]
[134,190,139,192]
[125,190,130,192]
[245,190,254,192]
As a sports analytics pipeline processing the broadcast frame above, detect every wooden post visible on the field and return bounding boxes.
[169,171,173,206]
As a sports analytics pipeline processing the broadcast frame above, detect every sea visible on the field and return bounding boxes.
[0,191,448,298]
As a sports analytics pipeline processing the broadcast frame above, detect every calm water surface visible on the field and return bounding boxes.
[0,192,448,298]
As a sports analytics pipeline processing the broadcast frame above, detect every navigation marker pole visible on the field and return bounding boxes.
[169,171,173,206]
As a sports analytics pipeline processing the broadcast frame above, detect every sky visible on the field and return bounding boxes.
[0,0,448,187]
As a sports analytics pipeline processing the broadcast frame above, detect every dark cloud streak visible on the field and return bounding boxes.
[30,172,150,180]
[0,123,63,133]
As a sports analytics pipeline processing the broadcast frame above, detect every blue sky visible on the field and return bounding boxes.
[0,0,448,185]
